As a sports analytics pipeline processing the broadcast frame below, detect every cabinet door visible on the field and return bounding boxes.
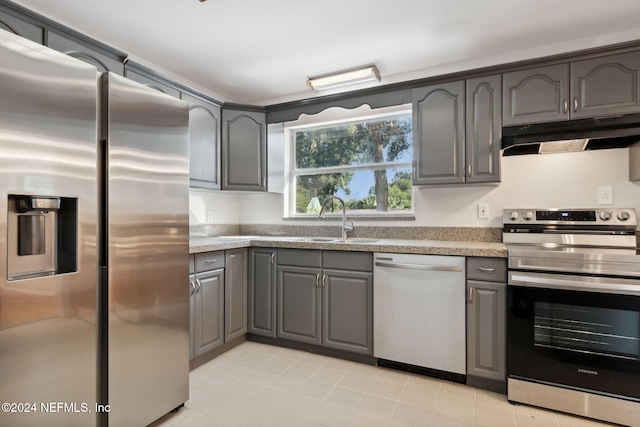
[322,269,373,355]
[189,273,196,360]
[225,248,247,341]
[0,9,44,44]
[193,268,224,358]
[182,92,222,190]
[466,75,501,184]
[277,265,322,345]
[46,30,125,75]
[466,280,506,381]
[503,64,570,126]
[124,65,180,98]
[571,51,640,119]
[248,248,277,337]
[222,108,267,191]
[412,81,465,185]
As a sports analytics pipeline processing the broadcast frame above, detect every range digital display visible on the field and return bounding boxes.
[536,210,597,221]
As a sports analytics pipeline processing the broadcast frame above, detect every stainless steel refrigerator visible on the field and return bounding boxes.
[0,30,190,427]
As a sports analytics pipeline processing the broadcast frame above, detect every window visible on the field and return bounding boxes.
[286,105,412,217]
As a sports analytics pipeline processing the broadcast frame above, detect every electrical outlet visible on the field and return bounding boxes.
[597,186,613,205]
[206,210,216,223]
[477,203,489,219]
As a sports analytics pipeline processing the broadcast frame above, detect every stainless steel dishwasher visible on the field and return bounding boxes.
[373,253,466,379]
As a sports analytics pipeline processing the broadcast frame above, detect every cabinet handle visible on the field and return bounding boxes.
[204,259,217,264]
[316,274,320,287]
[468,164,471,177]
[469,287,473,303]
[190,280,196,295]
[573,97,578,112]
[195,278,202,293]
[477,267,495,273]
[563,99,568,114]
[271,253,276,265]
[322,274,327,288]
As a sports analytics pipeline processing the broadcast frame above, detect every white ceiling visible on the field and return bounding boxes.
[12,0,640,106]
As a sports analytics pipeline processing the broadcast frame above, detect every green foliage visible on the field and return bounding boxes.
[295,115,412,214]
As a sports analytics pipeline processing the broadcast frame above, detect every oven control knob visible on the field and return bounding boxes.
[599,211,612,221]
[618,211,631,221]
[523,211,534,221]
[508,211,519,221]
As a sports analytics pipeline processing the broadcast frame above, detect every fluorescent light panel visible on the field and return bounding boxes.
[307,65,380,91]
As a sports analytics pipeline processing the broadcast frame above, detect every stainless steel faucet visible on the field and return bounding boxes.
[318,196,353,240]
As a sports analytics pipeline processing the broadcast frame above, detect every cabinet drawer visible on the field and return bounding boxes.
[195,251,225,272]
[466,257,506,282]
[189,255,195,274]
[277,249,321,267]
[323,251,372,272]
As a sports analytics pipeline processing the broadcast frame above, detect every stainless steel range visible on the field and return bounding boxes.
[503,208,640,427]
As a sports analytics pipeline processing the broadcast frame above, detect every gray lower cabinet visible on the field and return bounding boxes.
[277,264,322,345]
[276,249,373,355]
[322,268,373,354]
[412,75,501,186]
[248,248,277,337]
[222,107,267,191]
[466,257,506,390]
[225,248,248,341]
[503,50,640,126]
[191,252,225,359]
[190,249,247,360]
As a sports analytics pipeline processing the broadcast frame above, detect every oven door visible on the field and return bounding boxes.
[508,271,640,400]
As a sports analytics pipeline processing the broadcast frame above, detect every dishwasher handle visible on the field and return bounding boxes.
[375,261,463,272]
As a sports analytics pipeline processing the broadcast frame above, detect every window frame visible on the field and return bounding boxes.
[284,104,413,218]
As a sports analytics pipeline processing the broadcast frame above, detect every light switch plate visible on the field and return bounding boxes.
[597,186,613,205]
[477,203,489,219]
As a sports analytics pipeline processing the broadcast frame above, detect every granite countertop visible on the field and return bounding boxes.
[189,235,507,258]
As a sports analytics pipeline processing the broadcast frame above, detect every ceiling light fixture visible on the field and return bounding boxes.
[307,65,381,91]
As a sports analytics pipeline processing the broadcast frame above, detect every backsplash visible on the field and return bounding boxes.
[190,224,502,242]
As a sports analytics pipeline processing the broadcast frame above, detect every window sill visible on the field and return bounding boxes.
[284,214,415,222]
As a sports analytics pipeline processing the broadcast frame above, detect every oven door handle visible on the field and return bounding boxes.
[509,271,640,296]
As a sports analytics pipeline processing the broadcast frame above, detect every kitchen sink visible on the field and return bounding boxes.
[287,237,379,243]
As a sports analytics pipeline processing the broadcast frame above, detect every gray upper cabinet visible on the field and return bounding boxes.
[412,81,465,185]
[124,63,180,98]
[504,50,640,126]
[46,30,125,76]
[571,51,640,119]
[0,8,44,44]
[412,77,501,186]
[466,75,502,184]
[222,108,267,191]
[502,64,569,126]
[225,248,248,342]
[182,92,222,190]
[248,248,277,338]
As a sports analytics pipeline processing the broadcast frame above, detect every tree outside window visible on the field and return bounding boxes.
[291,110,412,216]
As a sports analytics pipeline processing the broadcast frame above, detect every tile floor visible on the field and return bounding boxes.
[150,341,616,427]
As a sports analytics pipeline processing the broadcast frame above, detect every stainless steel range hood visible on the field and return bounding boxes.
[502,114,640,156]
